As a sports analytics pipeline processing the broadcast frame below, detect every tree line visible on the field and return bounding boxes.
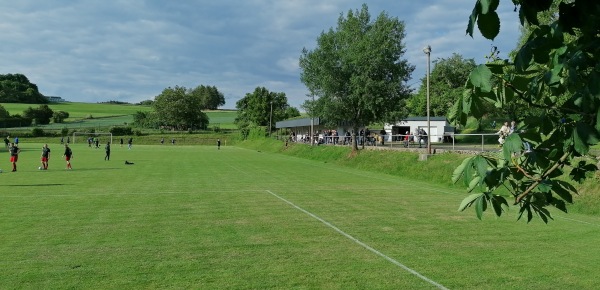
[0,104,69,127]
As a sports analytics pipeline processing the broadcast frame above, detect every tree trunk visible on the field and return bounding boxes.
[352,126,359,151]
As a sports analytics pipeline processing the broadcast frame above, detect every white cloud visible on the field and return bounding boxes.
[0,0,523,109]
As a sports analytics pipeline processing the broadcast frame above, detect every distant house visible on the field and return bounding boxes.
[384,116,454,143]
[46,96,66,103]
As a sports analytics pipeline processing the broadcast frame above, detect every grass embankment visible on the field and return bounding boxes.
[238,138,600,216]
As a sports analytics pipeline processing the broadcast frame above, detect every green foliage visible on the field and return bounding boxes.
[454,0,600,222]
[299,4,414,151]
[0,73,47,103]
[408,53,477,117]
[188,85,225,110]
[52,110,69,123]
[23,104,54,125]
[31,127,45,137]
[109,126,134,136]
[152,86,209,130]
[235,87,297,132]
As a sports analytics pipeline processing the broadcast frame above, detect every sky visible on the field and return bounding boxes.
[0,0,521,110]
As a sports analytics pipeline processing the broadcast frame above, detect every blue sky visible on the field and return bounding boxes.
[0,0,520,109]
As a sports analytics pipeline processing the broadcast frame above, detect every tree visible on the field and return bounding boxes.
[0,104,9,119]
[52,111,69,123]
[299,4,414,151]
[0,73,47,103]
[189,85,226,110]
[408,53,476,117]
[23,104,54,125]
[235,87,299,135]
[451,0,599,223]
[152,86,209,130]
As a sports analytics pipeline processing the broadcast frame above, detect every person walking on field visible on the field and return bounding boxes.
[63,144,73,170]
[217,139,221,150]
[128,137,133,150]
[41,144,51,170]
[9,142,20,172]
[105,141,111,161]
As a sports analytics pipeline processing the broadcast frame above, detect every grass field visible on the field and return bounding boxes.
[1,142,600,289]
[1,103,238,132]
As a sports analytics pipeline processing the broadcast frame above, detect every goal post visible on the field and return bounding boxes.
[72,132,113,144]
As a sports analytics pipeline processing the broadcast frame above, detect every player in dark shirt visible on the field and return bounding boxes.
[41,144,51,170]
[63,144,73,170]
[105,142,111,161]
[9,142,20,172]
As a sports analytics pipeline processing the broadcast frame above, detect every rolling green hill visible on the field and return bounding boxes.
[0,102,237,131]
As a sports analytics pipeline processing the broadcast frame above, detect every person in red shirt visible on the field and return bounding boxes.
[63,144,73,170]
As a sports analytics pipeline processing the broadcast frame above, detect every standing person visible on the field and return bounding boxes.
[95,138,100,149]
[217,139,221,150]
[105,141,111,161]
[14,136,19,146]
[60,136,64,144]
[171,138,175,145]
[9,142,20,172]
[128,137,133,150]
[3,136,8,148]
[120,138,124,147]
[66,136,70,144]
[496,121,510,146]
[160,137,164,145]
[63,144,73,170]
[41,144,51,170]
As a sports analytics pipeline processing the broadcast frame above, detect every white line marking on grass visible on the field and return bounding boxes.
[556,216,600,228]
[266,189,449,290]
[257,152,600,229]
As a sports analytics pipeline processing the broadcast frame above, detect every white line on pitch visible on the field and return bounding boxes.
[266,189,449,290]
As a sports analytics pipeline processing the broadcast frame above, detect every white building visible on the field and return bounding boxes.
[384,116,454,143]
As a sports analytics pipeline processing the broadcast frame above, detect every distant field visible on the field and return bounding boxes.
[0,103,237,130]
[1,142,599,288]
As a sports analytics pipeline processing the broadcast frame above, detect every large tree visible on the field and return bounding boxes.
[0,74,47,103]
[408,53,476,117]
[189,85,226,110]
[299,4,414,151]
[235,87,300,135]
[451,0,599,223]
[153,86,209,130]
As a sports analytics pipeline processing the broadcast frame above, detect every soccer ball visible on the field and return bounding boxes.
[38,167,42,170]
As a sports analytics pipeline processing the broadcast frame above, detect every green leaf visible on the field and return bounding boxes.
[452,156,473,184]
[475,195,486,220]
[537,180,552,193]
[469,65,493,92]
[480,0,499,14]
[573,122,600,155]
[467,176,482,192]
[458,193,482,212]
[477,11,500,40]
[491,195,508,216]
[466,4,480,37]
[552,180,574,203]
[473,155,488,182]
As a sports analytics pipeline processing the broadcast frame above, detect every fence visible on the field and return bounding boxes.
[283,133,502,152]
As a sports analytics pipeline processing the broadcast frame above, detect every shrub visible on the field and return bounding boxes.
[31,128,45,137]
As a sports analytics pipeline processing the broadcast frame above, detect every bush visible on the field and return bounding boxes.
[109,126,133,136]
[31,128,45,137]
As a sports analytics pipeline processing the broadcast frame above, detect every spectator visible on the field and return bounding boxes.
[496,121,510,146]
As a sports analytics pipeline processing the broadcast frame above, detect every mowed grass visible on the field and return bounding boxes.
[1,143,600,289]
